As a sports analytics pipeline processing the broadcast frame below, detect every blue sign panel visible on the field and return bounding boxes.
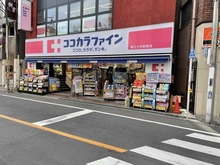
[189,47,196,59]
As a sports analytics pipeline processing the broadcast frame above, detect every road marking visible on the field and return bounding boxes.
[0,113,127,153]
[87,156,133,165]
[131,146,213,165]
[162,139,220,157]
[2,95,220,137]
[33,109,93,126]
[2,95,86,110]
[186,133,220,144]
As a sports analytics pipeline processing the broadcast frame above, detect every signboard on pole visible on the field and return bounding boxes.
[6,0,16,20]
[18,0,32,31]
[189,47,196,58]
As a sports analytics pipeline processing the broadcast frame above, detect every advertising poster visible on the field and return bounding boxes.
[75,79,83,93]
[146,73,159,83]
[135,73,146,81]
[158,73,171,83]
[73,76,83,94]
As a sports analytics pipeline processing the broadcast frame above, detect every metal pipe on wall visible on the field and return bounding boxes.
[186,0,196,119]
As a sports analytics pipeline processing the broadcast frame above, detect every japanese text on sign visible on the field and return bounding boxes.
[22,6,29,17]
[63,34,123,48]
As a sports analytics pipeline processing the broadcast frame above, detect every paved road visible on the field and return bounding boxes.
[0,92,219,165]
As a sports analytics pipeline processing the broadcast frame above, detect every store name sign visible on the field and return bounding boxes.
[203,27,220,47]
[26,22,174,57]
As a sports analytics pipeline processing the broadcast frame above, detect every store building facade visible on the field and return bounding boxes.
[20,0,178,109]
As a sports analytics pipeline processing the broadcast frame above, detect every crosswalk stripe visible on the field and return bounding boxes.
[33,109,93,126]
[186,133,220,144]
[87,156,133,165]
[131,146,213,165]
[162,139,220,157]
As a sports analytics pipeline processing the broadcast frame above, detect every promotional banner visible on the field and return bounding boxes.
[18,0,32,31]
[26,22,174,57]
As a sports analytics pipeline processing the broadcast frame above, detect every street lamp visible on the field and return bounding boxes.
[0,0,9,93]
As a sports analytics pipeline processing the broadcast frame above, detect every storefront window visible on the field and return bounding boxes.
[57,21,68,35]
[98,0,112,12]
[70,1,81,18]
[83,0,96,15]
[97,13,112,30]
[47,7,56,22]
[69,19,81,33]
[47,23,56,36]
[58,5,68,20]
[82,16,96,32]
[37,10,45,24]
[37,25,46,37]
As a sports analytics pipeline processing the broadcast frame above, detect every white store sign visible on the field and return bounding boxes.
[26,22,174,57]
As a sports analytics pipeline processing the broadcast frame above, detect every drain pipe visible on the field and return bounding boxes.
[186,0,196,120]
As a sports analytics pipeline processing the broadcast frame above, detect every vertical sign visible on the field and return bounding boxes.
[6,0,16,20]
[206,67,214,123]
[18,0,32,31]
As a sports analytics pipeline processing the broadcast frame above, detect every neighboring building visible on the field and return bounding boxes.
[194,0,220,117]
[0,0,26,88]
[176,0,220,118]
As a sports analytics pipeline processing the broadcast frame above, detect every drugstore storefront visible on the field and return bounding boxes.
[22,22,174,109]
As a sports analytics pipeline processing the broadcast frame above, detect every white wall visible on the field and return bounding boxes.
[195,23,220,117]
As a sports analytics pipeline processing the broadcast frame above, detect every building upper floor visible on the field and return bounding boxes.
[28,0,177,39]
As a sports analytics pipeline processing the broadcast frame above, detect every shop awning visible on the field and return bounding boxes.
[25,55,171,64]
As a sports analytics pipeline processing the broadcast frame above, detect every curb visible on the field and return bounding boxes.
[1,90,197,120]
[57,96,195,120]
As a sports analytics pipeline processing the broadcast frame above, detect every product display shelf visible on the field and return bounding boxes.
[83,74,98,96]
[114,72,128,100]
[132,86,143,108]
[38,79,49,94]
[114,82,128,100]
[156,84,170,111]
[48,78,60,93]
[143,83,156,110]
[32,78,38,93]
[18,76,48,95]
[103,80,115,100]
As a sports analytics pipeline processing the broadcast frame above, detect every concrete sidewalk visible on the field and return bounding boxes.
[46,91,196,120]
[195,115,220,126]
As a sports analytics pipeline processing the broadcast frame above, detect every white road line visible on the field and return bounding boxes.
[2,95,220,137]
[162,139,220,157]
[186,133,220,144]
[131,146,213,165]
[33,109,93,126]
[87,156,133,165]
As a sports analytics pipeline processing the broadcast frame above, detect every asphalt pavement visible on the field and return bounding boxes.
[0,91,219,165]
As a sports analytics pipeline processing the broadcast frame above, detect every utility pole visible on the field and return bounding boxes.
[205,0,219,124]
[186,0,196,120]
[0,0,9,93]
